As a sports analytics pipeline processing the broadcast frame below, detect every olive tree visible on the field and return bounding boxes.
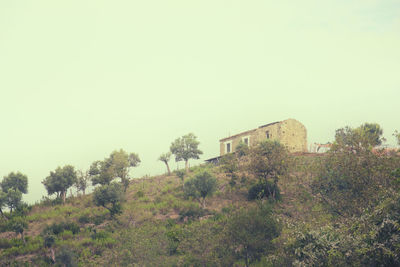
[93,182,124,217]
[333,123,384,151]
[170,133,203,173]
[184,171,217,208]
[90,149,140,192]
[0,172,28,214]
[248,140,288,200]
[42,165,77,204]
[1,172,28,194]
[158,152,172,175]
[74,170,90,196]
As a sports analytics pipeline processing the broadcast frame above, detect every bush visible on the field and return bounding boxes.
[178,203,205,221]
[248,181,281,201]
[55,246,78,267]
[224,204,281,266]
[43,221,80,236]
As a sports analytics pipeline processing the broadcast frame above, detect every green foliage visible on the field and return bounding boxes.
[90,149,140,192]
[175,169,186,182]
[235,140,249,157]
[55,246,78,267]
[75,170,90,195]
[8,216,28,242]
[159,152,172,175]
[220,153,239,186]
[247,181,281,201]
[394,130,400,146]
[184,171,217,208]
[93,182,124,217]
[42,165,77,203]
[225,204,281,266]
[312,148,394,216]
[178,203,205,221]
[170,133,203,172]
[1,172,28,194]
[3,188,23,213]
[43,221,80,235]
[248,140,288,200]
[333,122,384,151]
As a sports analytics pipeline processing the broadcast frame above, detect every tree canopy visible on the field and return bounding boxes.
[184,171,217,208]
[170,133,203,172]
[248,140,288,199]
[42,165,77,204]
[90,149,140,191]
[333,123,384,151]
[225,205,281,267]
[93,182,124,217]
[1,172,28,194]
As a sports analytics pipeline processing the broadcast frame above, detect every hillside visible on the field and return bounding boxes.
[1,150,400,266]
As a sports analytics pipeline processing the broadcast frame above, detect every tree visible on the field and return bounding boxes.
[333,123,384,151]
[4,189,22,214]
[176,169,186,183]
[42,165,77,204]
[184,171,217,208]
[220,153,239,186]
[8,216,28,244]
[93,182,124,217]
[1,172,28,194]
[248,140,288,200]
[75,170,90,196]
[0,190,7,217]
[170,133,203,173]
[313,124,395,216]
[90,149,140,192]
[235,141,249,157]
[159,152,172,175]
[225,205,281,267]
[394,130,400,146]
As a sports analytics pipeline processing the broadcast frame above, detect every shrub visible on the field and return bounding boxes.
[178,203,205,221]
[55,246,78,267]
[248,181,281,201]
[43,221,80,236]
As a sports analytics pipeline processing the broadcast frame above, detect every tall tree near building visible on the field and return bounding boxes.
[170,133,203,173]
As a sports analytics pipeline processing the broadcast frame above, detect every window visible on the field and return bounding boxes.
[226,143,231,153]
[266,131,270,139]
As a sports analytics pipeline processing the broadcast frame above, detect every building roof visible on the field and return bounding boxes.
[258,121,281,128]
[219,120,282,142]
[219,128,257,142]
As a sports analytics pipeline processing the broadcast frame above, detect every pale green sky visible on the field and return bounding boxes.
[1,0,399,203]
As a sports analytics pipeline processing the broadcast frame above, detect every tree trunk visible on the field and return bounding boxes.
[202,198,206,209]
[62,191,66,204]
[165,162,171,176]
[244,248,249,267]
[50,248,55,263]
[21,231,26,244]
[185,160,189,173]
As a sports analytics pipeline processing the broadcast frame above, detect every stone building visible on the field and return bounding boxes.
[219,118,307,156]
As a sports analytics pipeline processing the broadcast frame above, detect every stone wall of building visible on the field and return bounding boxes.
[219,118,307,155]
